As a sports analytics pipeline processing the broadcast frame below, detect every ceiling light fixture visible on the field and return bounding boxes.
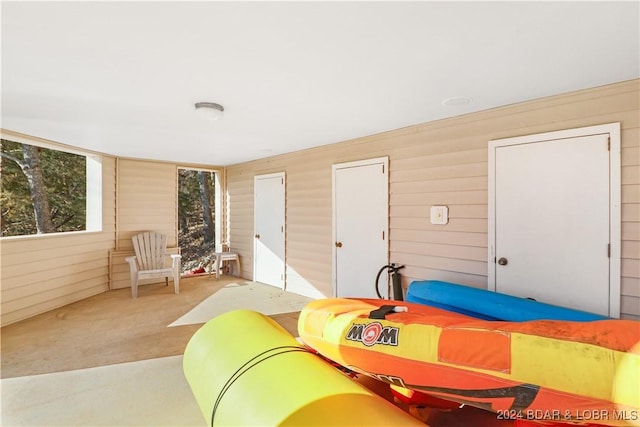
[195,102,224,121]
[441,96,473,106]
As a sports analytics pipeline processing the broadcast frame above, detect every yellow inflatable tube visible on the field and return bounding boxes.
[183,309,422,426]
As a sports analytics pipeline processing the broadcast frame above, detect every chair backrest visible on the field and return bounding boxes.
[131,231,168,270]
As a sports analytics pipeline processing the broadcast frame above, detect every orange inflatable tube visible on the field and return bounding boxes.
[298,298,640,426]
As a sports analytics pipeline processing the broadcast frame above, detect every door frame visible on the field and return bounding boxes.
[488,123,621,317]
[253,171,286,288]
[332,156,389,297]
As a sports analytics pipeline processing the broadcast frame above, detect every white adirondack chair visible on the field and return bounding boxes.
[125,231,181,298]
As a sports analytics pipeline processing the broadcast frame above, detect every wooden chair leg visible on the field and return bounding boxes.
[173,274,180,294]
[131,276,138,299]
[215,255,222,280]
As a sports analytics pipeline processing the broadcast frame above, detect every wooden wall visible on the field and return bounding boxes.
[226,79,640,320]
[0,150,183,324]
[108,158,180,290]
[0,132,117,326]
[114,159,179,249]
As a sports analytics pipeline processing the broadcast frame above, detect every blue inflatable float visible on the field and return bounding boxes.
[406,280,608,321]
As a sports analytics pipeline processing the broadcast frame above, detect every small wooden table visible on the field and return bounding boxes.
[209,252,241,280]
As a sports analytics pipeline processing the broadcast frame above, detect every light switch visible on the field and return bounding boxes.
[430,205,449,225]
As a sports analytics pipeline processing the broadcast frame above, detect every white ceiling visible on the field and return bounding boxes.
[2,1,639,166]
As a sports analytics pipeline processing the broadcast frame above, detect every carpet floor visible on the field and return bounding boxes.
[2,356,205,427]
[1,275,305,427]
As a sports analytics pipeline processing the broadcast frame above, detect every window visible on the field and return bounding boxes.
[178,168,221,274]
[0,138,102,237]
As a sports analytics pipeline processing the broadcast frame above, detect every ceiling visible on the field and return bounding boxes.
[2,1,639,166]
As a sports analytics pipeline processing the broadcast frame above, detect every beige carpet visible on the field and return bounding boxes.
[168,281,314,327]
[1,279,314,427]
[1,356,206,427]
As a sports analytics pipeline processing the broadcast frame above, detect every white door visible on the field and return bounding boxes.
[333,157,389,298]
[254,173,285,289]
[489,124,620,317]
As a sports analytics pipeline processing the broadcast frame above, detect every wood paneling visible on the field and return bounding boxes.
[111,159,180,290]
[227,79,640,318]
[0,148,181,326]
[622,277,640,297]
[116,159,178,249]
[1,146,117,326]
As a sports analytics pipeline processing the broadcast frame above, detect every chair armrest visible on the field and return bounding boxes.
[170,254,181,269]
[125,256,138,272]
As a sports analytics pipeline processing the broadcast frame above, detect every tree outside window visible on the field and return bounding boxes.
[178,168,218,274]
[1,139,87,237]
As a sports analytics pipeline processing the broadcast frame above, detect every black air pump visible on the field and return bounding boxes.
[375,263,405,301]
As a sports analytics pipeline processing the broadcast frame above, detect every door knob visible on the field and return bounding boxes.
[498,257,508,266]
[335,241,343,248]
[255,234,260,239]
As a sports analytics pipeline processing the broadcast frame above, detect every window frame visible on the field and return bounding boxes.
[0,130,103,239]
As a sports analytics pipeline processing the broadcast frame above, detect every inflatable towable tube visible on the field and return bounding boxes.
[183,309,423,426]
[406,280,609,321]
[298,298,640,426]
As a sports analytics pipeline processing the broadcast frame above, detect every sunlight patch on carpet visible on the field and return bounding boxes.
[0,356,205,427]
[168,281,314,327]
